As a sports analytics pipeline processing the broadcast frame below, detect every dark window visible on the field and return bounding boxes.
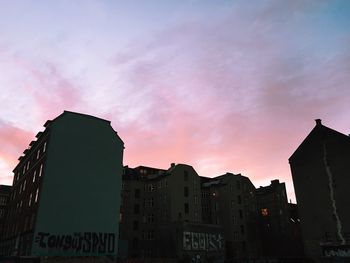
[239,209,243,219]
[237,180,241,190]
[134,204,140,214]
[184,187,189,197]
[184,203,189,214]
[238,195,242,204]
[135,189,140,198]
[240,225,245,234]
[133,221,139,230]
[184,171,189,181]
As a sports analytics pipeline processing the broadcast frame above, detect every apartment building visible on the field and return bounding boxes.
[119,164,224,262]
[0,111,124,257]
[201,173,261,260]
[289,119,350,260]
[0,184,11,250]
[256,180,303,258]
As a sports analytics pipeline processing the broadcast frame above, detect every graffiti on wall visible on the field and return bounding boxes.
[183,231,223,251]
[34,232,115,253]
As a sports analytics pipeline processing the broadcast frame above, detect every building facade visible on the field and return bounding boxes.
[0,111,124,258]
[201,173,261,260]
[0,185,12,249]
[289,119,350,260]
[256,180,303,258]
[119,164,224,262]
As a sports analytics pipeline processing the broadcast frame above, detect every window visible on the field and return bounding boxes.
[0,197,6,205]
[35,188,39,203]
[32,170,37,183]
[261,208,268,216]
[240,225,245,234]
[134,204,140,214]
[22,180,26,192]
[148,230,155,240]
[239,209,243,219]
[184,203,189,214]
[38,164,43,177]
[43,142,47,152]
[37,149,40,159]
[184,187,189,197]
[147,214,154,223]
[237,180,241,190]
[232,215,236,224]
[134,189,140,198]
[231,200,235,208]
[149,198,154,208]
[237,195,242,204]
[184,171,189,181]
[194,195,198,205]
[28,193,32,207]
[133,221,139,230]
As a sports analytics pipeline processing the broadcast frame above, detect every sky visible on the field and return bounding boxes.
[0,0,350,202]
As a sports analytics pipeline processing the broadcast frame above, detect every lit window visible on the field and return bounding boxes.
[33,170,37,183]
[35,188,39,203]
[22,180,26,192]
[38,164,43,177]
[43,142,47,152]
[37,149,40,159]
[29,193,32,207]
[261,208,268,216]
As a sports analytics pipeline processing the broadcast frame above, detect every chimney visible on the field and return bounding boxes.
[315,119,322,126]
[170,163,176,168]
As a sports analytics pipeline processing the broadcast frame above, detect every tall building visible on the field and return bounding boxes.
[256,180,303,258]
[289,119,350,260]
[0,184,12,250]
[201,173,261,260]
[0,111,124,258]
[119,164,224,262]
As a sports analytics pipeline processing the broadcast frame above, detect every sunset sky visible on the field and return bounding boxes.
[1,0,350,202]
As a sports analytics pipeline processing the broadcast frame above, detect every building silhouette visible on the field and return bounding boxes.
[289,119,350,260]
[256,180,303,258]
[0,185,12,248]
[0,111,308,262]
[200,173,261,259]
[119,164,224,262]
[0,111,124,257]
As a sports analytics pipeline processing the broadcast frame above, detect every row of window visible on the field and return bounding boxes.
[14,142,46,183]
[8,188,40,219]
[12,164,43,201]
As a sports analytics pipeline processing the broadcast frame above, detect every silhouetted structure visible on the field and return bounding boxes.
[256,180,303,258]
[119,164,224,262]
[289,119,350,260]
[201,173,261,260]
[0,185,12,247]
[0,111,124,257]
